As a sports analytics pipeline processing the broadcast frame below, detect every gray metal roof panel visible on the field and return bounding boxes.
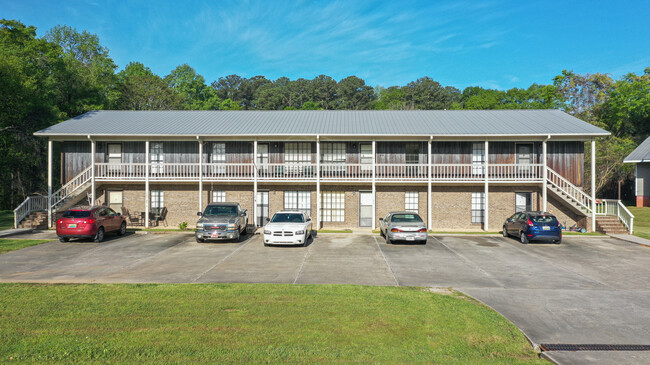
[34,110,610,137]
[624,137,650,163]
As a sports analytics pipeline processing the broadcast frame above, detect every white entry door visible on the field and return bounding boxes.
[256,191,269,227]
[359,191,373,227]
[257,144,269,176]
[151,142,164,174]
[107,144,122,172]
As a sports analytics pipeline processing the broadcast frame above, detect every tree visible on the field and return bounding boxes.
[115,62,182,110]
[403,77,458,110]
[309,75,338,110]
[336,76,374,109]
[211,74,244,103]
[598,69,650,138]
[374,86,407,110]
[553,70,614,122]
[165,64,220,110]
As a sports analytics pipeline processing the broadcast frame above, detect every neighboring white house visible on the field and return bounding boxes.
[624,136,650,207]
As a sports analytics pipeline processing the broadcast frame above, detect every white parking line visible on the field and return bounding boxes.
[432,236,506,288]
[293,240,314,284]
[373,235,400,286]
[190,237,253,283]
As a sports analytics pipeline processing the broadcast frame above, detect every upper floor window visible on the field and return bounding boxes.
[472,142,485,175]
[322,143,346,163]
[285,143,311,164]
[405,143,419,164]
[151,142,164,173]
[211,143,226,163]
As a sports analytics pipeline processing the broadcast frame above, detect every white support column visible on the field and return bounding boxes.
[253,140,258,228]
[145,140,150,228]
[371,140,376,230]
[316,136,321,230]
[427,137,432,230]
[47,139,53,227]
[542,137,548,211]
[591,139,596,232]
[90,138,96,206]
[484,140,489,231]
[198,137,203,213]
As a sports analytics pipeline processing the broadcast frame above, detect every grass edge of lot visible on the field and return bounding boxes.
[0,238,52,254]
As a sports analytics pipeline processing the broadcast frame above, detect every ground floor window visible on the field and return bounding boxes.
[284,191,311,217]
[151,190,164,215]
[212,190,226,203]
[515,192,532,212]
[471,192,484,224]
[321,191,344,222]
[107,190,123,211]
[405,192,418,212]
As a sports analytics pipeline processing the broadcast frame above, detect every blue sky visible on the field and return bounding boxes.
[1,0,649,90]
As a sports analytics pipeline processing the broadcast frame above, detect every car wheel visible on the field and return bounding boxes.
[94,227,105,243]
[554,238,562,244]
[519,232,528,244]
[58,237,69,243]
[196,237,204,243]
[117,222,126,236]
[240,224,247,236]
[385,235,391,244]
[379,228,385,237]
[502,227,508,237]
[264,243,270,247]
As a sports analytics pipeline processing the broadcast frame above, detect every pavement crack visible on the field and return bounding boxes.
[373,235,400,286]
[433,236,506,288]
[190,238,252,283]
[293,241,314,284]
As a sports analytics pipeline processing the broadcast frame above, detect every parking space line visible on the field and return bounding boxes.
[293,240,314,284]
[432,236,506,288]
[190,236,254,283]
[372,235,400,286]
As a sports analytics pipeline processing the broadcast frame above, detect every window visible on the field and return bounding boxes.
[360,143,373,174]
[107,190,123,211]
[285,143,311,163]
[516,144,533,164]
[321,191,344,222]
[212,190,226,203]
[284,191,311,217]
[515,192,532,212]
[405,143,420,164]
[151,190,164,215]
[321,143,346,163]
[472,142,485,175]
[471,192,484,224]
[405,192,419,212]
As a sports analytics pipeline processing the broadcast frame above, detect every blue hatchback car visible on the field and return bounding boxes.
[502,211,562,244]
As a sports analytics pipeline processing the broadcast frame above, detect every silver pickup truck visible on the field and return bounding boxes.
[195,202,248,242]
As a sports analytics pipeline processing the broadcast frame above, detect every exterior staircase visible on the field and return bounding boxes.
[17,211,48,230]
[595,216,629,235]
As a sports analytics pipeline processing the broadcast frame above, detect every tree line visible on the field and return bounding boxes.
[1,19,648,210]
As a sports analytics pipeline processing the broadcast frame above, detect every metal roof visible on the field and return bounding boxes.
[624,136,650,163]
[34,110,610,138]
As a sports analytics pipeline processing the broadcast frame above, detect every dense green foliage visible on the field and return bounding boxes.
[0,284,545,363]
[1,19,648,209]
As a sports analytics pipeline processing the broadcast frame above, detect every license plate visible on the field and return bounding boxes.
[406,236,415,241]
[542,226,550,230]
[211,233,221,238]
[68,224,77,228]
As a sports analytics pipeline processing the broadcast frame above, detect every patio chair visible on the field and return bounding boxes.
[122,207,142,226]
[153,207,168,227]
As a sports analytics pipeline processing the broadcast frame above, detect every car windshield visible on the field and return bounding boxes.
[391,214,423,223]
[203,205,238,216]
[62,210,91,218]
[271,213,304,223]
[530,215,558,224]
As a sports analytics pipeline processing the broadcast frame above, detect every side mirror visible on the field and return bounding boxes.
[307,217,312,222]
[197,212,202,216]
[379,218,383,221]
[116,213,121,216]
[505,218,511,223]
[240,212,246,217]
[265,217,270,222]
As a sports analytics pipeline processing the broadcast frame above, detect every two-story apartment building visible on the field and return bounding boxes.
[23,109,616,232]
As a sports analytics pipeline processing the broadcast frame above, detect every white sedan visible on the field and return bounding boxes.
[263,211,313,246]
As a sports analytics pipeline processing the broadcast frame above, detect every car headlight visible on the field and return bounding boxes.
[227,223,237,230]
[196,223,204,229]
[263,230,271,234]
[295,230,304,235]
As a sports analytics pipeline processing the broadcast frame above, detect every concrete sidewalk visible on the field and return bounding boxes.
[609,233,650,247]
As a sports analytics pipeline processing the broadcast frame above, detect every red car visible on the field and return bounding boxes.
[56,206,127,242]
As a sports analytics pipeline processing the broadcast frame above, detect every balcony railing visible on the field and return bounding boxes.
[93,162,545,182]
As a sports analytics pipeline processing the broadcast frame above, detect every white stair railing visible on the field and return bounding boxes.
[13,196,48,228]
[51,166,93,209]
[595,199,634,233]
[546,167,592,213]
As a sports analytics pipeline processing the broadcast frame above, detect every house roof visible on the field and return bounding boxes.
[34,109,610,139]
[624,136,650,163]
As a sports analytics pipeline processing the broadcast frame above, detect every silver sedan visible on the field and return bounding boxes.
[379,211,427,244]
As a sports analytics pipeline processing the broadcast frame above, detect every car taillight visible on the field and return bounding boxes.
[83,218,96,224]
[417,228,427,232]
[57,219,63,224]
[391,228,402,233]
[527,219,534,227]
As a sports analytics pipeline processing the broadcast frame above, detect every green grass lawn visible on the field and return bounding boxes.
[0,284,544,364]
[0,210,14,230]
[627,206,650,240]
[0,239,52,254]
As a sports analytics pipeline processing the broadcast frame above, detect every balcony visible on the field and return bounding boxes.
[95,162,545,183]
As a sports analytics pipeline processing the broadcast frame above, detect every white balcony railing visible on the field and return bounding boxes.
[92,162,547,182]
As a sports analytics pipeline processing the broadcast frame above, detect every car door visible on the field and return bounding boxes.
[95,208,108,230]
[106,208,120,231]
[505,213,518,234]
[515,213,527,233]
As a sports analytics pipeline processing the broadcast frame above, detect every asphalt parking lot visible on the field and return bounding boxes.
[1,231,649,364]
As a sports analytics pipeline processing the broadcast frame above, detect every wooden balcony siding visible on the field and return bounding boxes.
[61,140,584,186]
